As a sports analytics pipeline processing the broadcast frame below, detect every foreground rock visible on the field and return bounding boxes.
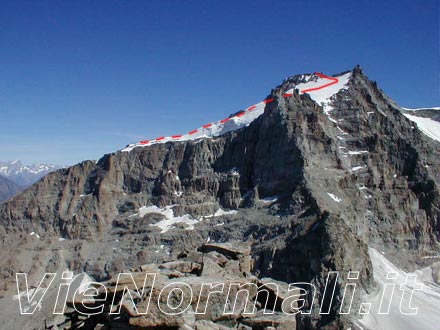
[46,242,300,329]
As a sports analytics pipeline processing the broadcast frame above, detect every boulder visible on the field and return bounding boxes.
[201,242,251,259]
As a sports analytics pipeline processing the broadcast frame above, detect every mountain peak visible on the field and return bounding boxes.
[122,69,354,152]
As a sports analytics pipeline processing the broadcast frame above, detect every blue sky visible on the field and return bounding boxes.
[1,0,439,165]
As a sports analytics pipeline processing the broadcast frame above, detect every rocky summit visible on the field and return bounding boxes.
[0,66,439,330]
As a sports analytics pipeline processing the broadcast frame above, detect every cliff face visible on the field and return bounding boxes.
[0,67,439,329]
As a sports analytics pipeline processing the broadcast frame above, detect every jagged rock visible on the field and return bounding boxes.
[201,242,252,259]
[239,254,253,276]
[45,314,66,328]
[241,311,297,329]
[130,276,260,322]
[201,252,241,278]
[66,273,95,306]
[431,262,440,284]
[256,277,300,313]
[105,271,164,294]
[159,260,202,274]
[195,320,233,330]
[201,256,228,277]
[139,263,159,272]
[180,324,196,330]
[129,304,196,328]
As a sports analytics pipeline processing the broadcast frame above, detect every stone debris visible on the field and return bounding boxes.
[48,242,298,330]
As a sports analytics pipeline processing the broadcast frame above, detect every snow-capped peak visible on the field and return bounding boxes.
[122,71,352,153]
[284,71,352,115]
[0,160,62,187]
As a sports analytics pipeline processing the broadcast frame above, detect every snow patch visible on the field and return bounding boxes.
[29,232,40,239]
[203,208,238,218]
[402,106,440,111]
[285,72,352,117]
[259,196,278,204]
[351,166,367,172]
[403,113,440,142]
[347,150,369,155]
[138,205,199,233]
[327,193,342,203]
[360,248,440,330]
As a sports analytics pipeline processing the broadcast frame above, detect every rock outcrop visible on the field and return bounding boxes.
[33,243,299,330]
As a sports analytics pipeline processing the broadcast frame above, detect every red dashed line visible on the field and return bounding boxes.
[300,72,338,94]
[134,72,339,146]
[283,72,339,97]
[263,98,274,104]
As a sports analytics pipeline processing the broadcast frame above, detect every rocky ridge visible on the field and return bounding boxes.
[39,242,299,330]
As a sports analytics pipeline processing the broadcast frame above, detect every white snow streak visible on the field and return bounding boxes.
[122,101,267,152]
[137,205,237,233]
[402,107,440,111]
[360,248,440,330]
[403,114,440,142]
[327,193,342,203]
[259,196,278,204]
[351,166,367,172]
[285,72,352,115]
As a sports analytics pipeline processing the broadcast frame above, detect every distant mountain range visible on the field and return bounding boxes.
[0,160,62,187]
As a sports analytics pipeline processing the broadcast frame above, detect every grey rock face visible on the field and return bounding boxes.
[0,67,439,329]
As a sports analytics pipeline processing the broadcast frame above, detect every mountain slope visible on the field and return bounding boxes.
[0,175,22,203]
[0,67,439,329]
[400,107,440,142]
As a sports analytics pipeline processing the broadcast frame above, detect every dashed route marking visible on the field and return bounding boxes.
[300,72,338,94]
[133,72,339,146]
